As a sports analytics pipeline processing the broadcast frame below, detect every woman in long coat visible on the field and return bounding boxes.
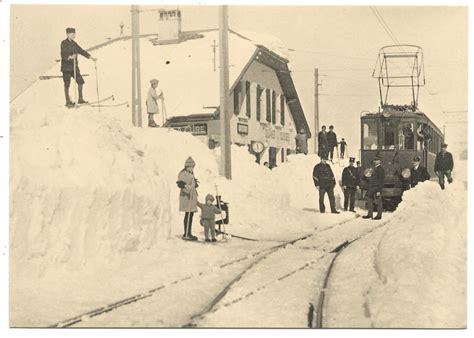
[177,157,198,240]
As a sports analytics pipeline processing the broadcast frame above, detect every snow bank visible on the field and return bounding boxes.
[327,169,467,328]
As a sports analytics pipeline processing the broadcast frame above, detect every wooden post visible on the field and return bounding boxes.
[314,68,319,154]
[131,5,143,127]
[219,5,232,179]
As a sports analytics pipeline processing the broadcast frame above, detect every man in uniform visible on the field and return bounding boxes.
[312,156,340,214]
[61,27,97,107]
[341,157,358,212]
[410,155,430,188]
[318,126,329,159]
[327,125,338,162]
[434,143,454,190]
[295,128,309,155]
[363,154,385,220]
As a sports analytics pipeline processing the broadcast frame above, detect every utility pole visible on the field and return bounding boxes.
[219,5,232,179]
[131,5,143,127]
[314,68,320,154]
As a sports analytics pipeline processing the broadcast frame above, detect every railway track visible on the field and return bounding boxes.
[50,214,368,328]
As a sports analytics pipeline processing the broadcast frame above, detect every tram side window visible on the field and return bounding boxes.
[363,120,378,150]
[383,121,396,150]
[400,122,415,150]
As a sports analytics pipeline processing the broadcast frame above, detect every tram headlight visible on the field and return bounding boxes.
[364,168,373,178]
[401,168,411,179]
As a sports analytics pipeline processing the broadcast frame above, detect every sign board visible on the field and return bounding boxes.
[172,123,208,136]
[237,123,249,135]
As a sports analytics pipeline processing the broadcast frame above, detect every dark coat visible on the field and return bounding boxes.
[368,165,385,193]
[313,162,336,189]
[327,131,338,147]
[342,165,359,188]
[339,140,347,151]
[410,165,430,187]
[434,151,454,172]
[318,131,328,146]
[60,38,91,73]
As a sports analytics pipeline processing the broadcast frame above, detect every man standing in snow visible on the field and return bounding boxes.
[312,156,339,214]
[434,143,454,190]
[327,125,338,162]
[363,154,385,220]
[410,155,430,188]
[341,157,358,212]
[177,157,199,240]
[318,126,329,159]
[339,138,347,159]
[60,27,97,107]
[146,79,164,128]
[295,128,308,155]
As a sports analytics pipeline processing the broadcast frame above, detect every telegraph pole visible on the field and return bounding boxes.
[219,5,232,179]
[314,68,320,154]
[131,5,143,127]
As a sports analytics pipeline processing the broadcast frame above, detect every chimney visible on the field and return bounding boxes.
[157,9,181,44]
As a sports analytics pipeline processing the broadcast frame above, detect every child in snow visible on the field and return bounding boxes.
[177,157,199,241]
[197,194,221,242]
[146,79,163,128]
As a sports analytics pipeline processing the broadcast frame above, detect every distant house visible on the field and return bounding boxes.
[155,9,312,167]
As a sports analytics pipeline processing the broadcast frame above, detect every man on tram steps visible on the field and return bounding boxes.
[434,143,454,190]
[362,154,385,220]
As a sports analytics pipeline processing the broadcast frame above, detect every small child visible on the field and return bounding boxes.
[197,194,221,242]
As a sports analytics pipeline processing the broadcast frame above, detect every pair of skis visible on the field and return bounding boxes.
[66,95,128,109]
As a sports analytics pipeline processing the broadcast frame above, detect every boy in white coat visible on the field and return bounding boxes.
[146,79,163,127]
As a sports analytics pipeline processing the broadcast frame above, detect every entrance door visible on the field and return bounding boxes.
[269,147,278,168]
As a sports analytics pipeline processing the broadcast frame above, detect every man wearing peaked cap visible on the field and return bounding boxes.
[363,153,385,220]
[410,155,430,188]
[60,27,97,107]
[341,157,358,212]
[434,143,454,190]
[312,156,339,214]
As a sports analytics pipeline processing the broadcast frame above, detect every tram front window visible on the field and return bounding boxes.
[363,120,378,150]
[383,121,396,150]
[399,122,415,150]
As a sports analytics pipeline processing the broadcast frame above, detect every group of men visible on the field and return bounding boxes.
[295,125,347,161]
[312,143,454,220]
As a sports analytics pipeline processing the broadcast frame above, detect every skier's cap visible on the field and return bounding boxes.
[205,194,215,202]
[150,79,159,85]
[349,157,355,162]
[184,156,195,167]
[442,143,448,148]
[66,27,76,34]
[413,155,421,162]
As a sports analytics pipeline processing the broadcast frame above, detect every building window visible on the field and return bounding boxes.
[256,85,262,121]
[266,89,271,122]
[245,81,251,118]
[280,95,285,126]
[281,148,285,162]
[233,81,241,115]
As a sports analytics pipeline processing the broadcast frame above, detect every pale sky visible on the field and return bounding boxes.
[10,5,468,153]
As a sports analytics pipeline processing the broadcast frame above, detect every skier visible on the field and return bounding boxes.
[177,157,199,240]
[60,27,97,107]
[410,155,430,188]
[146,79,164,128]
[312,156,340,214]
[339,138,347,159]
[295,128,309,155]
[341,157,358,212]
[363,154,385,220]
[434,143,454,190]
[327,125,338,162]
[197,194,222,242]
[318,126,329,159]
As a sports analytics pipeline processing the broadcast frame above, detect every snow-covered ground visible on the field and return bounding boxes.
[9,33,467,328]
[326,162,467,328]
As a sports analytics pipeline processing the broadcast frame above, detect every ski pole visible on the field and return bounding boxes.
[73,54,77,106]
[215,184,226,240]
[94,60,101,113]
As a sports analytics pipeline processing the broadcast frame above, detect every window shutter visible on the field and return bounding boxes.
[245,81,251,118]
[280,95,285,126]
[256,85,262,121]
[233,81,241,115]
[271,91,276,124]
[266,89,271,122]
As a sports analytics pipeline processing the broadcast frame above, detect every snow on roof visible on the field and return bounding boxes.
[25,29,293,120]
